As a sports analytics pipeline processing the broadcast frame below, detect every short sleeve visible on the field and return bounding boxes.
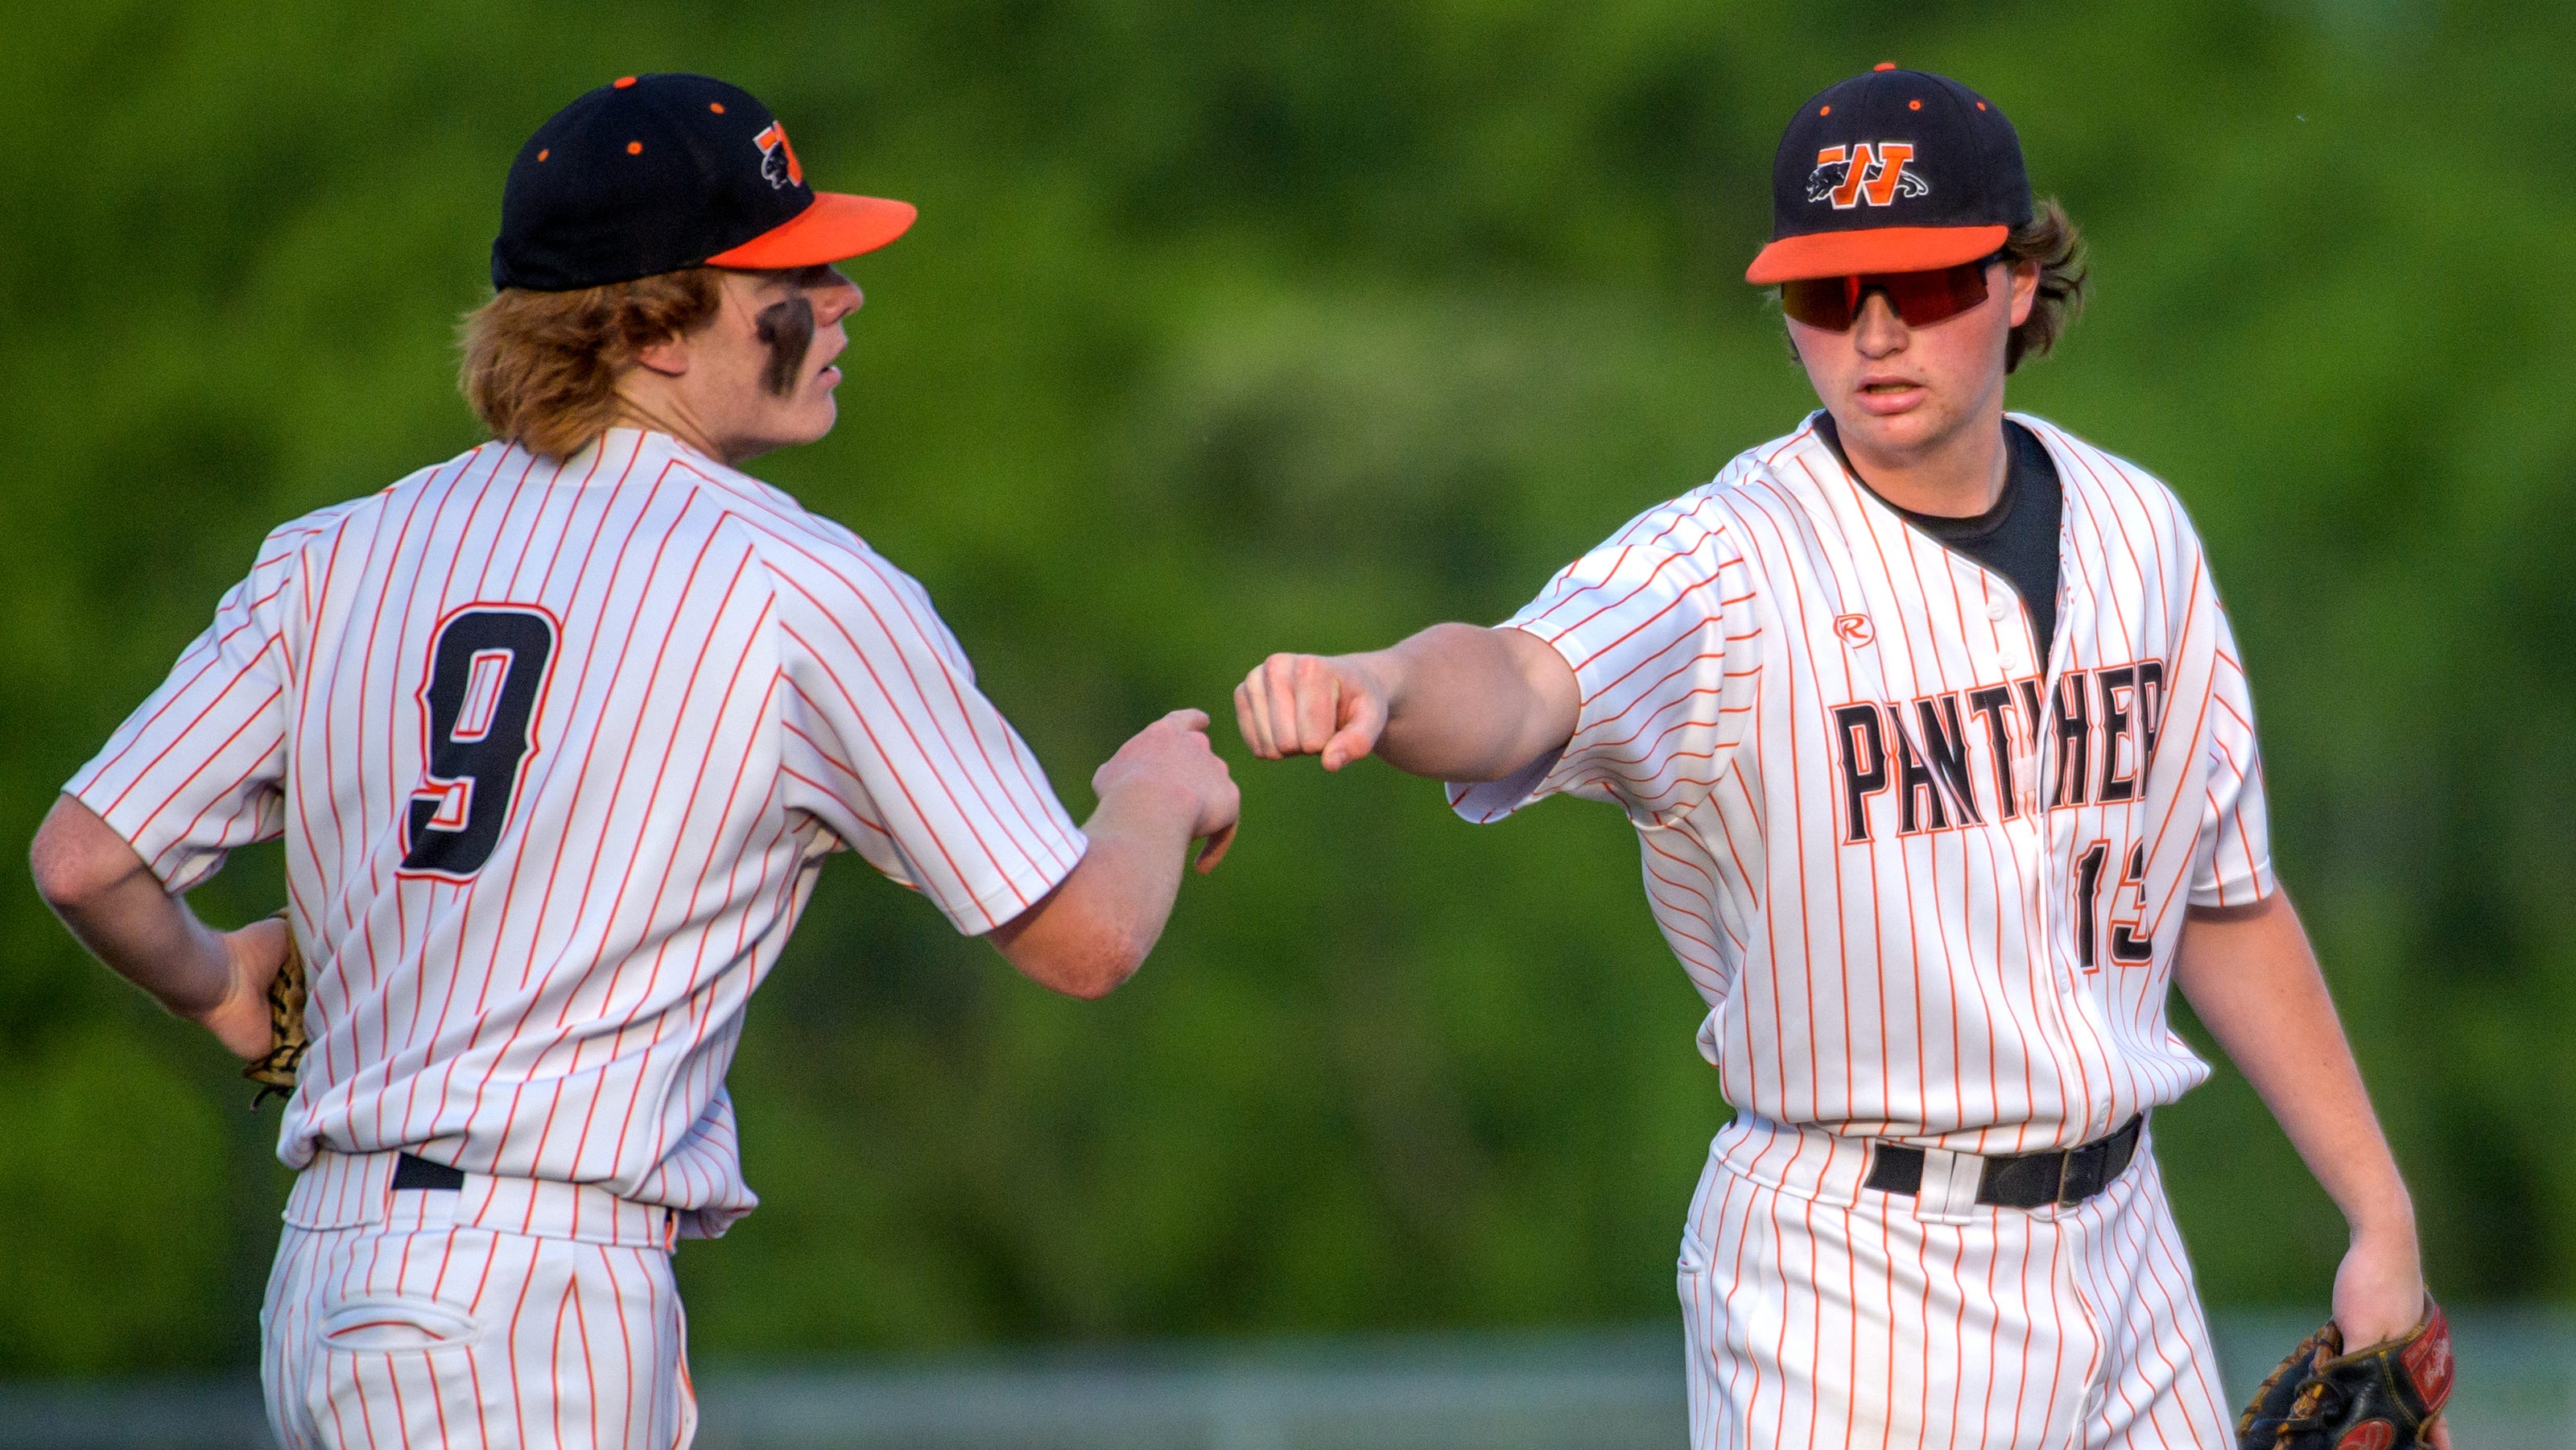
[766,536,1086,935]
[1448,494,1757,826]
[66,533,300,893]
[2189,606,2275,908]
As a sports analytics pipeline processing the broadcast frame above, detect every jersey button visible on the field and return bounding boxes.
[1985,600,2013,622]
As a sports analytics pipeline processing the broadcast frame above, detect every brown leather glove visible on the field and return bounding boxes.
[2236,1300,2454,1450]
[242,911,308,1106]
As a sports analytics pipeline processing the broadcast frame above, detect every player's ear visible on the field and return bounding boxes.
[2005,259,2041,328]
[631,332,692,378]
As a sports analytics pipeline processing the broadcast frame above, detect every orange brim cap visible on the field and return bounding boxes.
[1744,224,2007,284]
[705,192,918,269]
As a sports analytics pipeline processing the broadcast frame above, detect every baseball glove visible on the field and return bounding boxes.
[2235,1300,2454,1450]
[242,911,308,1106]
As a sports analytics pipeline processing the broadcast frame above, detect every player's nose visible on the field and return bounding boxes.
[815,283,862,327]
[1852,291,1907,355]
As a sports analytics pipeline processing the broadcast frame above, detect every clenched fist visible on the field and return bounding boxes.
[1233,653,1391,772]
[1094,708,1241,871]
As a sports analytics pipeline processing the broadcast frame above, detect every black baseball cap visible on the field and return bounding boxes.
[1745,64,2031,284]
[493,73,916,292]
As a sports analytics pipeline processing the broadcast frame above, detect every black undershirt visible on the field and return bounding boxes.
[1813,411,2062,657]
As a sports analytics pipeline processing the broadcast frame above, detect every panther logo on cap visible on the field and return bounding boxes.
[1806,143,1928,209]
[752,122,804,189]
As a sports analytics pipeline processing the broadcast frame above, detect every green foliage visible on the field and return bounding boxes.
[3,0,2570,1372]
[0,1026,234,1370]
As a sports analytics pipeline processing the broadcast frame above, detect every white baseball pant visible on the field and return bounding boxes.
[260,1150,697,1449]
[1679,1117,2233,1448]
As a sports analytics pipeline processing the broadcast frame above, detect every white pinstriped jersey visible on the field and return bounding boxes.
[1451,413,2272,1156]
[69,428,1085,1234]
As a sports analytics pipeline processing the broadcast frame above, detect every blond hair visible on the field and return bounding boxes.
[456,269,724,459]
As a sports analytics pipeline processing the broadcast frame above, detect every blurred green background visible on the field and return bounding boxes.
[3,0,2570,1376]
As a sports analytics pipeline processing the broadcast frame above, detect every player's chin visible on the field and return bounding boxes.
[1843,395,1944,446]
[779,384,840,444]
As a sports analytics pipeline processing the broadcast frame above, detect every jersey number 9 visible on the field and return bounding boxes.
[401,607,559,878]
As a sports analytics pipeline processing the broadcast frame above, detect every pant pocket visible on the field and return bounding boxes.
[316,1295,483,1353]
[1677,1220,1715,1278]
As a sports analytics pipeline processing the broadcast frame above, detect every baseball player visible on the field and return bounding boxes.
[28,74,1236,1448]
[1235,66,2442,1448]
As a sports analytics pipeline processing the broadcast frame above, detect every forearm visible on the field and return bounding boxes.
[2174,892,2415,1242]
[31,795,233,1018]
[1063,782,1199,968]
[988,783,1196,998]
[1360,622,1578,781]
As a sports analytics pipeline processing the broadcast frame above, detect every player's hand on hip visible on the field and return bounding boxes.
[1093,708,1242,873]
[195,914,293,1060]
[1234,653,1389,771]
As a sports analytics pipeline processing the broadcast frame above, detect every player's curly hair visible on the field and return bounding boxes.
[2001,196,2087,372]
[458,269,724,460]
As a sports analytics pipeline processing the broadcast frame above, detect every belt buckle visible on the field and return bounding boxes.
[2058,1139,2108,1205]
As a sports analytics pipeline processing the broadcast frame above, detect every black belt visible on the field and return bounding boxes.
[393,1152,466,1192]
[1863,1114,2143,1209]
[388,1152,679,1240]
